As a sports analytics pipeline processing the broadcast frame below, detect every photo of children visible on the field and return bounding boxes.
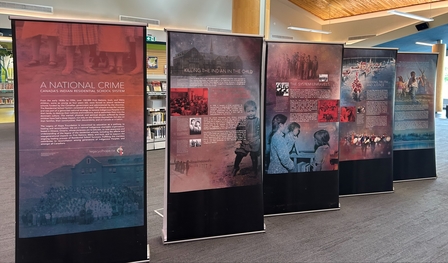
[170,88,208,116]
[265,113,339,174]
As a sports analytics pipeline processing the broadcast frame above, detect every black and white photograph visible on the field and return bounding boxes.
[189,118,202,135]
[275,82,289,96]
[189,139,202,147]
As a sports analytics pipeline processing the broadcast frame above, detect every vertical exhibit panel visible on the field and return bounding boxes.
[339,47,397,195]
[393,52,437,181]
[13,18,147,262]
[165,30,264,242]
[264,41,342,215]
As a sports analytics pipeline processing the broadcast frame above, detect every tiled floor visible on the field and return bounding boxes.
[0,108,14,123]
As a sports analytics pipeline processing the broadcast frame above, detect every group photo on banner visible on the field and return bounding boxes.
[14,18,147,262]
[263,41,342,215]
[165,30,264,242]
[339,47,397,195]
[393,52,438,180]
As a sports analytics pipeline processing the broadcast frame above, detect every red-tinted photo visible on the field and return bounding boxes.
[318,100,339,122]
[340,106,356,122]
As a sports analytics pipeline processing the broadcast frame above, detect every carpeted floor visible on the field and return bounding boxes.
[1,116,448,262]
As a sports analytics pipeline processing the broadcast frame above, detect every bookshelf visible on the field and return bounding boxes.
[146,41,167,151]
[147,75,166,151]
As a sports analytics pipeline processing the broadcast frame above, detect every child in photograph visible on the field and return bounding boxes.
[267,114,295,174]
[232,100,260,177]
[408,71,418,102]
[21,21,58,67]
[99,25,130,75]
[396,76,405,99]
[126,27,144,75]
[193,120,201,134]
[311,130,331,171]
[285,122,301,154]
[189,119,195,133]
[58,24,98,75]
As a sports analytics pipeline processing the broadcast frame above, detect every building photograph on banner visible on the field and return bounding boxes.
[15,20,145,238]
[265,42,342,175]
[394,53,437,151]
[168,32,262,193]
[339,48,397,162]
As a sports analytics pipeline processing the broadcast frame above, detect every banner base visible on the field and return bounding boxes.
[129,244,150,263]
[394,177,437,183]
[162,229,266,245]
[264,206,340,217]
[154,208,164,217]
[340,189,394,198]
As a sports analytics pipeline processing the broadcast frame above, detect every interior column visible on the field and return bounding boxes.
[232,0,261,34]
[432,41,446,113]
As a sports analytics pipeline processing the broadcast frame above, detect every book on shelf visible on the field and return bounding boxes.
[147,126,166,140]
[147,111,166,125]
[1,97,13,104]
[147,80,163,92]
[150,81,162,92]
[0,83,13,90]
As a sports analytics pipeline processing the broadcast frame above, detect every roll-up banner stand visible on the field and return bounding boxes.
[164,30,265,243]
[13,17,148,262]
[393,52,437,181]
[339,47,397,196]
[263,41,342,216]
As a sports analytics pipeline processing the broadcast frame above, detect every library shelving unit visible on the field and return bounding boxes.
[146,41,167,151]
[147,75,166,150]
[0,81,14,108]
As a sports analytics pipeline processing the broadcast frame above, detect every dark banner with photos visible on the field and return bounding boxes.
[13,18,147,262]
[339,47,396,195]
[165,30,264,242]
[393,52,437,181]
[263,41,341,215]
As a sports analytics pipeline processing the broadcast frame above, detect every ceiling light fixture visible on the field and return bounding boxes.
[388,10,434,22]
[287,26,331,34]
[415,41,434,46]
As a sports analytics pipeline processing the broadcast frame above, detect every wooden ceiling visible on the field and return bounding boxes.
[288,0,444,20]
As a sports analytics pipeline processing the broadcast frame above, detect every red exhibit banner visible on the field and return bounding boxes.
[15,20,146,239]
[167,32,263,193]
[339,48,397,162]
[264,42,342,174]
[164,30,264,242]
